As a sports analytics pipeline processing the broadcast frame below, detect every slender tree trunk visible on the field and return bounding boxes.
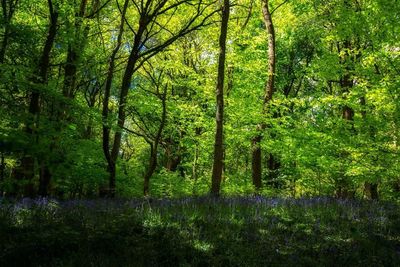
[267,153,281,187]
[143,88,167,196]
[62,0,88,98]
[164,138,182,172]
[365,182,378,200]
[35,2,58,197]
[192,143,199,180]
[251,0,276,190]
[0,24,9,63]
[107,16,147,196]
[211,0,230,196]
[38,163,51,196]
[251,135,262,189]
[0,152,4,195]
[15,0,58,197]
[337,40,356,199]
[359,96,379,199]
[104,1,215,196]
[0,0,18,63]
[38,0,81,196]
[102,0,129,197]
[143,145,155,196]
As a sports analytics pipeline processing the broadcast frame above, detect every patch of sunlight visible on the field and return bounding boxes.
[143,211,163,228]
[258,228,269,235]
[13,208,30,226]
[325,236,353,243]
[193,239,213,252]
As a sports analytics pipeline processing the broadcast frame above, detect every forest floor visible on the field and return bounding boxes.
[1,196,400,266]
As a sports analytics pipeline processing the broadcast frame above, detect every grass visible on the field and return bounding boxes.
[1,196,399,266]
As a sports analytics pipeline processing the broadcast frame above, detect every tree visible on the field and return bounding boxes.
[102,0,218,197]
[13,0,58,197]
[0,0,19,63]
[211,0,230,196]
[251,0,276,190]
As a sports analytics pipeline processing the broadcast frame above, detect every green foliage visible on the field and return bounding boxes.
[0,0,399,199]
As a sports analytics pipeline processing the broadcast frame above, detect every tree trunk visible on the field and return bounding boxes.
[15,0,58,197]
[164,138,182,172]
[251,135,262,189]
[0,0,18,63]
[211,0,229,196]
[251,0,276,190]
[267,153,281,187]
[38,164,51,196]
[62,0,88,98]
[0,152,4,181]
[0,22,9,63]
[107,15,147,196]
[143,87,167,196]
[365,182,378,200]
[192,143,199,180]
[104,1,215,196]
[143,145,156,196]
[337,40,355,199]
[102,0,129,197]
[360,96,379,200]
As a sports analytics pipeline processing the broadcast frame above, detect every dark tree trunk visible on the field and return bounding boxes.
[251,0,276,190]
[164,138,182,172]
[62,0,88,98]
[38,164,51,196]
[103,0,216,196]
[211,0,229,196]
[251,135,262,189]
[267,153,281,187]
[359,96,379,200]
[0,152,4,181]
[166,154,181,172]
[40,1,86,197]
[365,182,378,200]
[143,85,167,196]
[102,0,129,197]
[0,23,9,63]
[107,15,147,196]
[143,145,156,196]
[0,0,18,63]
[34,1,58,197]
[337,40,355,199]
[15,0,58,197]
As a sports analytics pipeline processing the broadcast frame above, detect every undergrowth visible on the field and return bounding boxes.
[0,197,399,266]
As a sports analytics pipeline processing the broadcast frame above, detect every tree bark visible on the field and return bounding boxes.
[62,0,88,98]
[359,96,379,199]
[15,0,58,197]
[38,163,51,197]
[0,0,18,63]
[102,0,129,197]
[251,0,276,190]
[143,86,167,196]
[106,10,150,196]
[103,0,216,196]
[337,40,355,199]
[0,152,4,195]
[211,0,229,196]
